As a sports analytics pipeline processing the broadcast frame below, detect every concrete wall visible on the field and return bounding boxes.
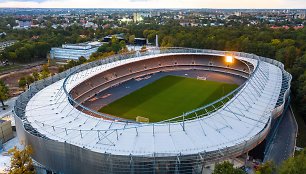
[0,120,13,143]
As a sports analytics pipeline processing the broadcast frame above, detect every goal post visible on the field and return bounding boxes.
[136,116,149,123]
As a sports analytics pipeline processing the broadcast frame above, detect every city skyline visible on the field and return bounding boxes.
[0,0,306,9]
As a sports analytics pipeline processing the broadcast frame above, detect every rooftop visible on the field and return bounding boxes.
[24,51,283,156]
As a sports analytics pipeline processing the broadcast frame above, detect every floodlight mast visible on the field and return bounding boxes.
[225,55,234,63]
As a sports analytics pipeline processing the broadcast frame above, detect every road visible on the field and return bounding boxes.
[264,106,297,166]
[0,60,47,76]
[0,97,17,118]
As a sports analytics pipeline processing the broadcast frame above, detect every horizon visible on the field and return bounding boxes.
[0,0,306,9]
[0,7,306,10]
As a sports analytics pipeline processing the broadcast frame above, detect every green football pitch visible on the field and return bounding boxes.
[99,75,238,122]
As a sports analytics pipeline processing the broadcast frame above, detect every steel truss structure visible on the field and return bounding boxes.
[14,48,291,174]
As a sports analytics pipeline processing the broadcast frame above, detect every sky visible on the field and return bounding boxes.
[0,0,306,9]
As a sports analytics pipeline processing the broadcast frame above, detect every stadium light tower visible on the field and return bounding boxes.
[225,55,234,63]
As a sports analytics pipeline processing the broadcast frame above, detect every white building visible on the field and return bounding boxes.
[0,32,6,37]
[295,13,306,19]
[119,17,133,24]
[234,12,242,17]
[84,22,98,30]
[133,12,151,23]
[50,42,102,60]
[13,19,32,29]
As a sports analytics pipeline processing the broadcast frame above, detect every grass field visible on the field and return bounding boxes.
[99,75,238,122]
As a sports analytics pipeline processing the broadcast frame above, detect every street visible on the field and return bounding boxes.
[264,106,298,166]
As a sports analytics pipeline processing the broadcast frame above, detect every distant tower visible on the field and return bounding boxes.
[156,35,159,47]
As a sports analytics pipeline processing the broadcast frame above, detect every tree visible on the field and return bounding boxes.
[111,36,119,44]
[256,161,274,174]
[39,71,50,80]
[271,39,281,47]
[213,161,244,174]
[143,29,158,43]
[8,146,35,174]
[128,35,135,45]
[26,75,35,84]
[37,64,51,80]
[41,64,50,74]
[296,71,306,115]
[32,71,39,81]
[78,56,87,64]
[110,42,122,53]
[19,75,35,89]
[275,46,301,69]
[278,149,306,174]
[8,52,17,65]
[161,36,175,47]
[0,80,9,110]
[18,77,27,89]
[34,42,50,59]
[15,47,31,63]
[58,66,65,73]
[119,40,126,49]
[97,40,126,54]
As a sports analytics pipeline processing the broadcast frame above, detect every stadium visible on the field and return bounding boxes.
[13,48,291,173]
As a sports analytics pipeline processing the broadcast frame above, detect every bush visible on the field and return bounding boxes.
[18,77,27,89]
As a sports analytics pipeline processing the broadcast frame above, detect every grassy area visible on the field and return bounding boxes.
[99,75,238,122]
[292,105,306,148]
[0,64,22,73]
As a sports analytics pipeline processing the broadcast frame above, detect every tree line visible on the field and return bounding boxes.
[213,149,306,174]
[0,26,93,63]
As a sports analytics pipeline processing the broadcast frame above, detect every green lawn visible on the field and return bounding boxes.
[99,75,238,122]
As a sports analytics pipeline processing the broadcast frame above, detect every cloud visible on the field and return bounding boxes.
[0,0,47,2]
[0,0,306,8]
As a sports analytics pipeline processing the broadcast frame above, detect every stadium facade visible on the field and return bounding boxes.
[14,48,291,174]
